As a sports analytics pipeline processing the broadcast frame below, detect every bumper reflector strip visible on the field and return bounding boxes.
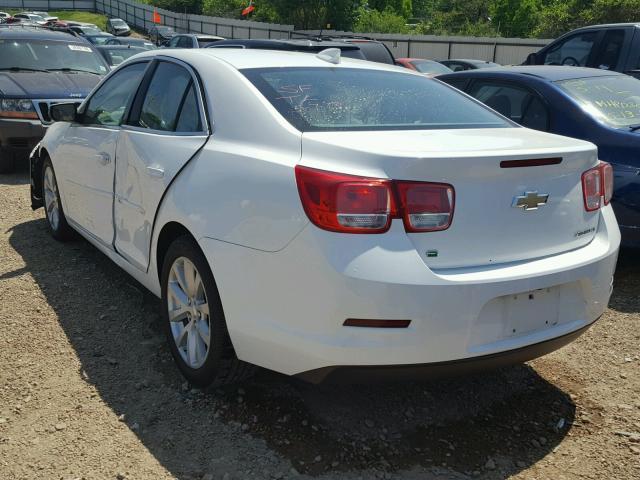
[343,319,411,328]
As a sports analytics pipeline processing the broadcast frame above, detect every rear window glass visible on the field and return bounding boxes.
[557,75,640,128]
[411,60,452,75]
[242,67,510,132]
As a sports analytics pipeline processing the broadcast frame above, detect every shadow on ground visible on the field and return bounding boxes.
[7,215,587,479]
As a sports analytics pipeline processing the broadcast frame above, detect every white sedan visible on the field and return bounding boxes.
[30,48,620,386]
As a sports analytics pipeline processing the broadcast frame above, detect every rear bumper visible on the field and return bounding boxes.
[199,206,620,378]
[0,118,45,162]
[297,318,597,383]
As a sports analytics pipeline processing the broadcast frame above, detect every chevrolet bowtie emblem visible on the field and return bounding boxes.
[512,191,549,211]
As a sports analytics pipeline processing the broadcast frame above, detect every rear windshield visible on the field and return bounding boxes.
[243,67,510,132]
[0,39,107,74]
[348,41,394,64]
[557,75,640,128]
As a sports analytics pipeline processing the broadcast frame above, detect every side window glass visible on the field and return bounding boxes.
[470,82,534,123]
[450,63,465,72]
[520,97,549,131]
[443,79,467,91]
[137,62,192,131]
[542,32,597,66]
[83,62,147,126]
[169,36,180,47]
[175,84,202,132]
[177,36,191,48]
[593,30,625,70]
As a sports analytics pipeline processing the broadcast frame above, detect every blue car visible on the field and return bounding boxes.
[439,66,640,246]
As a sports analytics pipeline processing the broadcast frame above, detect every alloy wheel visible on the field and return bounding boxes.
[43,165,60,231]
[167,256,211,369]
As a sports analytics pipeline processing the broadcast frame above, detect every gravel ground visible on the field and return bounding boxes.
[1,167,639,480]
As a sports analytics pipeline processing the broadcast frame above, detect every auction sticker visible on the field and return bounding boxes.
[69,45,92,52]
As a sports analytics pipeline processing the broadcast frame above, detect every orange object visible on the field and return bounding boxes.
[153,8,161,24]
[241,4,255,16]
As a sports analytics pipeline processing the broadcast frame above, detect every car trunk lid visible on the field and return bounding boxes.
[300,128,600,269]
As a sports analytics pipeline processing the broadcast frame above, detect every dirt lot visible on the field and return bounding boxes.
[0,167,639,480]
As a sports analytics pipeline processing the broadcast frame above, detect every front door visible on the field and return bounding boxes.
[57,62,149,246]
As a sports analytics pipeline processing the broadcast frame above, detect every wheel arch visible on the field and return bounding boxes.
[155,221,198,283]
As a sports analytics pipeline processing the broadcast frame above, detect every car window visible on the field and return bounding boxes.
[137,61,194,131]
[442,78,468,91]
[542,31,597,67]
[469,81,549,130]
[447,62,467,72]
[177,36,192,48]
[593,30,625,70]
[169,36,180,47]
[83,62,147,126]
[346,41,394,64]
[243,67,510,132]
[175,84,203,132]
[411,60,453,75]
[557,74,640,128]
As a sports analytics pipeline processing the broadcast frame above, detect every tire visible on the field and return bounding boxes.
[161,235,255,388]
[0,150,15,174]
[42,158,74,241]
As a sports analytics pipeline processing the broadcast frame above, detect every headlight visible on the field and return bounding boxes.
[0,99,39,119]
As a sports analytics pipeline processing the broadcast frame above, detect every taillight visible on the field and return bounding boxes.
[581,161,613,212]
[295,166,455,234]
[601,162,613,205]
[295,166,395,233]
[395,181,454,232]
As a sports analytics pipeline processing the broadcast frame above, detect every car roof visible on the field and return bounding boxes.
[130,48,408,72]
[570,22,640,30]
[97,45,145,50]
[445,59,498,64]
[440,65,624,82]
[396,58,437,63]
[208,39,361,51]
[0,25,80,41]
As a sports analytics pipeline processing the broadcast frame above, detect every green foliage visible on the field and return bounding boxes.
[137,0,640,38]
[354,6,411,33]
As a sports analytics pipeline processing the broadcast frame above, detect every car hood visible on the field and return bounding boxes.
[0,71,102,98]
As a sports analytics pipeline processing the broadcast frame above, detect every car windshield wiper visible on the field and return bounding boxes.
[628,124,640,132]
[46,68,101,75]
[0,66,50,73]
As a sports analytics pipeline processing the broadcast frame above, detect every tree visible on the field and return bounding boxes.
[354,6,411,33]
[490,0,541,38]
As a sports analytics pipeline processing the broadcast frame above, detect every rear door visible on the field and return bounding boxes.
[114,59,209,271]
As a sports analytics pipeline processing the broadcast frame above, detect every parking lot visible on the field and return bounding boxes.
[0,167,638,479]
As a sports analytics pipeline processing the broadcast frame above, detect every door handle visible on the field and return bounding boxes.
[96,152,111,165]
[146,165,165,178]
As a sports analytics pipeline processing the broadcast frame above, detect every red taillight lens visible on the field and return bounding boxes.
[582,166,602,212]
[295,166,395,233]
[295,165,455,234]
[601,161,613,205]
[395,181,454,232]
[581,161,614,212]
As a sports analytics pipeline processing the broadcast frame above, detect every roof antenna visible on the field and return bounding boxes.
[316,47,341,64]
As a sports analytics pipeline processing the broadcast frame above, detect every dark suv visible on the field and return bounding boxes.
[524,23,640,78]
[0,26,108,172]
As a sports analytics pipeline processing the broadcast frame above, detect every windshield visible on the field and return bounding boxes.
[411,61,452,75]
[0,39,107,74]
[101,48,142,66]
[557,75,640,128]
[111,19,126,26]
[243,67,509,132]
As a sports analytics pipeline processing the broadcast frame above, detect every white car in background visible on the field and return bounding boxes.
[30,49,619,386]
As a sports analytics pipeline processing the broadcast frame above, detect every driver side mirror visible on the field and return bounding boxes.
[50,102,78,122]
[524,52,539,65]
